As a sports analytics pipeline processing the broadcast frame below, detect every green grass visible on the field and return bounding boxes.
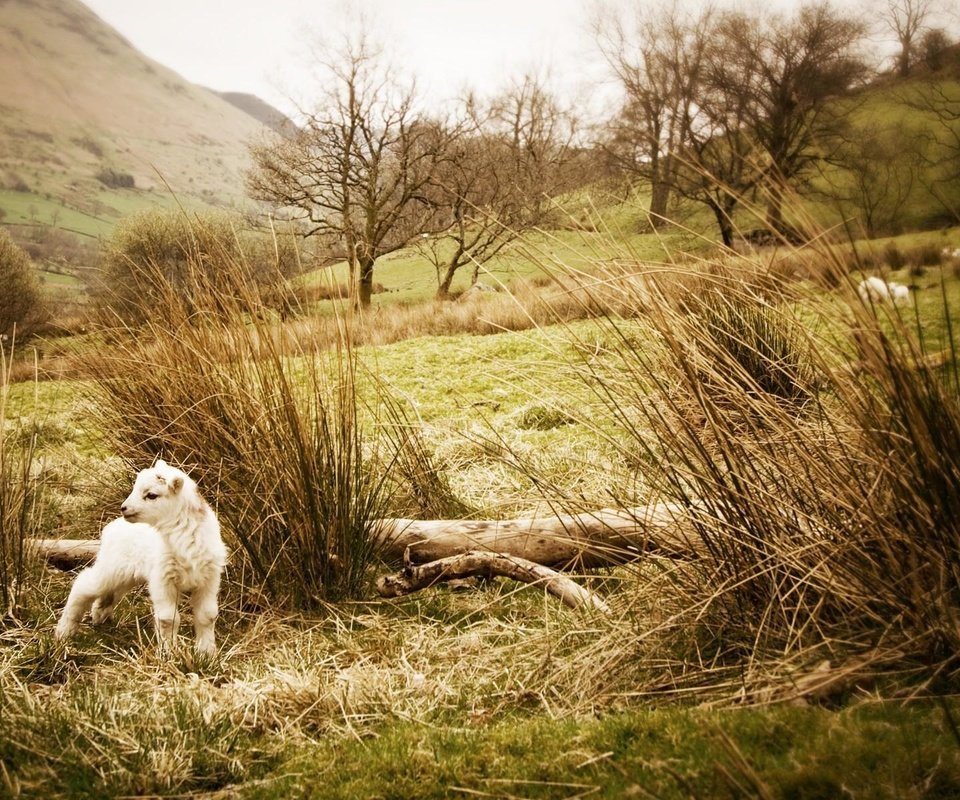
[0,190,113,238]
[255,702,960,799]
[301,220,697,308]
[36,269,81,288]
[0,188,221,241]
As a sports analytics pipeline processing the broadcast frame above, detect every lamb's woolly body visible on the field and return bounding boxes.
[149,495,226,594]
[857,276,910,306]
[55,461,226,654]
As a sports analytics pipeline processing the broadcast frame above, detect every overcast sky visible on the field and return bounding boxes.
[80,0,925,120]
[81,0,601,118]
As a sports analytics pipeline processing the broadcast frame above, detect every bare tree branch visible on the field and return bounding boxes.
[247,33,455,307]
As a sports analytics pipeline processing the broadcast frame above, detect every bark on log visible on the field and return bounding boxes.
[376,551,611,613]
[373,503,701,568]
[29,502,703,571]
[29,539,100,570]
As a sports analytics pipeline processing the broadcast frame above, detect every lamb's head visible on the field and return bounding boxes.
[120,459,195,526]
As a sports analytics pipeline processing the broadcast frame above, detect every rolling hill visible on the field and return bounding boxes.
[212,90,292,134]
[0,0,273,237]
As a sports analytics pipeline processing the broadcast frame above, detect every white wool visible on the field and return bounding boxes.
[55,460,227,655]
[888,282,910,305]
[857,276,909,306]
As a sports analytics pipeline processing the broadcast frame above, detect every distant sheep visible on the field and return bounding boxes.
[55,460,227,655]
[941,247,960,260]
[857,276,910,306]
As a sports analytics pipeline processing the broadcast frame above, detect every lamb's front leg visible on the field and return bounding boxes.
[147,578,181,653]
[191,574,220,656]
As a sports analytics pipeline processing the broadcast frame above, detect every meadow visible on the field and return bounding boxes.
[3,210,960,798]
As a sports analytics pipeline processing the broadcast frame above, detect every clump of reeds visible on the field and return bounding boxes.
[520,234,960,699]
[83,227,397,609]
[0,340,44,621]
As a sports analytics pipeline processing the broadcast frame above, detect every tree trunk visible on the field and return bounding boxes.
[710,200,735,248]
[376,551,611,612]
[373,503,699,567]
[437,263,458,299]
[649,179,671,227]
[356,254,375,309]
[898,46,911,78]
[766,171,790,236]
[31,502,703,571]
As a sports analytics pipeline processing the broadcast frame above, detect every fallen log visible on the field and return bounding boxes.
[373,502,701,568]
[29,502,703,571]
[376,550,611,612]
[30,538,100,570]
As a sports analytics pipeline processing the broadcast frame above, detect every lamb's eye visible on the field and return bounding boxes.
[145,492,159,500]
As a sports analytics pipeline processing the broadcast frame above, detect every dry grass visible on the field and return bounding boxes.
[0,343,45,620]
[6,563,956,796]
[2,568,624,796]
[496,237,960,701]
[5,213,960,794]
[81,256,402,609]
[22,272,639,385]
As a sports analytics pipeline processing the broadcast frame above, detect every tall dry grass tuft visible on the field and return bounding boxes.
[82,233,395,609]
[519,240,960,698]
[832,272,960,665]
[0,342,44,621]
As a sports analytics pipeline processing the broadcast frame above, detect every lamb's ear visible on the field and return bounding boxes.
[170,476,184,494]
[156,459,168,469]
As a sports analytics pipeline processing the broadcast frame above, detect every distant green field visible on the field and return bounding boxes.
[304,215,706,308]
[804,76,960,234]
[0,186,221,240]
[36,268,82,291]
[0,190,112,238]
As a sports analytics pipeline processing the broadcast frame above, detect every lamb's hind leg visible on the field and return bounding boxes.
[90,581,134,624]
[55,567,106,640]
[89,594,115,624]
[191,574,220,656]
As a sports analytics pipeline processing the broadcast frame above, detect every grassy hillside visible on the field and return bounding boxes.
[4,245,960,794]
[802,74,960,236]
[213,90,293,134]
[0,0,267,236]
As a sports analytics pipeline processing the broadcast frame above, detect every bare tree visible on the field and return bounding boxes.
[418,117,530,297]
[595,2,709,226]
[488,74,581,216]
[247,34,453,307]
[884,0,936,76]
[418,80,579,298]
[596,3,865,244]
[670,20,767,248]
[712,3,868,233]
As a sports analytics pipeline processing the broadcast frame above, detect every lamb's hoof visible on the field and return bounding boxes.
[54,621,74,641]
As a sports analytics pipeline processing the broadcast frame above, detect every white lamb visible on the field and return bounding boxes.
[857,276,910,306]
[55,460,227,655]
